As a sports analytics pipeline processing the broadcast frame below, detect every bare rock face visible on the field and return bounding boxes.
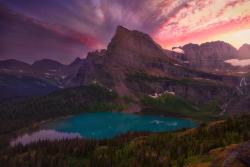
[180,41,238,71]
[238,44,250,59]
[70,26,178,87]
[108,26,166,58]
[68,50,115,88]
[105,26,178,76]
[67,26,237,106]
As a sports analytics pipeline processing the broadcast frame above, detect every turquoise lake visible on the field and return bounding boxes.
[11,112,196,145]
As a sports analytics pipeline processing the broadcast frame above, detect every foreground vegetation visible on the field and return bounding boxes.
[0,82,248,166]
[1,115,250,167]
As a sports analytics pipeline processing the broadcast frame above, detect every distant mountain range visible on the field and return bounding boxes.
[0,26,249,114]
[171,41,250,72]
[0,57,84,100]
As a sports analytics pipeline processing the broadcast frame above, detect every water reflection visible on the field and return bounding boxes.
[11,129,81,146]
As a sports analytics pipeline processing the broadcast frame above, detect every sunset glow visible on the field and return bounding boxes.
[154,0,250,48]
[0,0,250,63]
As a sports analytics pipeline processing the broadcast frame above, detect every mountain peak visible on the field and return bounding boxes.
[32,59,65,70]
[107,26,165,57]
[71,57,81,64]
[241,43,250,46]
[0,59,31,69]
[239,43,250,49]
[180,40,238,71]
[115,25,130,35]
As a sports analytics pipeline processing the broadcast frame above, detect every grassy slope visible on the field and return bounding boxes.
[141,94,222,122]
[126,72,229,122]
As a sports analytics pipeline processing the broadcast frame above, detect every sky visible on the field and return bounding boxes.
[0,0,250,64]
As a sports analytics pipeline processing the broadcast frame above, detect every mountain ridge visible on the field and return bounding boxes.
[0,26,249,114]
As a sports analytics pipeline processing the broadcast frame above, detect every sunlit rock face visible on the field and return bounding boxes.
[0,25,246,114]
[238,44,250,59]
[181,41,238,71]
[107,26,167,60]
[66,26,236,106]
[68,26,178,88]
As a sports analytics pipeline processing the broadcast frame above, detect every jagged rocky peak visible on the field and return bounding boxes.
[183,41,238,56]
[88,49,107,57]
[180,41,238,71]
[182,43,199,49]
[181,43,200,57]
[83,50,107,64]
[107,25,165,57]
[199,41,238,56]
[238,43,250,59]
[68,57,85,67]
[71,57,82,64]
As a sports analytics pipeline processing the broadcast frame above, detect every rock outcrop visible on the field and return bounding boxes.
[180,41,238,71]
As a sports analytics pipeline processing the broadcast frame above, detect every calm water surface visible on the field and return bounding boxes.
[11,112,196,145]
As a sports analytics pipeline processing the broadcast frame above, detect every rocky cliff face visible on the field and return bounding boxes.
[238,44,250,59]
[0,26,246,114]
[180,41,238,71]
[107,26,167,60]
[67,26,237,107]
[171,42,250,73]
[68,26,178,88]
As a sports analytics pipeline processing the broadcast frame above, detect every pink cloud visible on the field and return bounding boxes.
[217,0,247,17]
[153,0,250,48]
[154,15,250,48]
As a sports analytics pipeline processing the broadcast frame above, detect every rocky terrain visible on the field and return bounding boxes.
[0,26,249,167]
[182,41,238,71]
[171,41,250,73]
[0,57,85,99]
[0,26,249,115]
[65,26,248,114]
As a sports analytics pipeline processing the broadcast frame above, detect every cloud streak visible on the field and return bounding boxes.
[0,0,250,62]
[0,6,94,63]
[155,0,250,48]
